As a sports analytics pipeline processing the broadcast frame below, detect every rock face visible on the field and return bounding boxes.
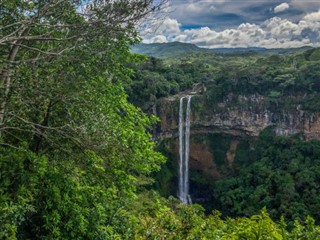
[154,93,320,207]
[172,139,221,179]
[156,94,320,141]
[226,140,239,168]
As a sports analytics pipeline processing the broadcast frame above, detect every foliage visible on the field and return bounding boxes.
[156,129,320,230]
[125,43,320,238]
[2,2,320,239]
[128,45,320,113]
[0,0,167,239]
[126,56,216,110]
[213,132,320,226]
[133,192,320,239]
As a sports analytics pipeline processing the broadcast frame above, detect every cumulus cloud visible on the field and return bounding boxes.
[169,0,233,28]
[303,9,320,30]
[140,17,181,43]
[143,35,168,44]
[274,3,290,13]
[159,18,181,35]
[304,9,320,21]
[173,1,219,14]
[168,0,320,31]
[142,8,320,48]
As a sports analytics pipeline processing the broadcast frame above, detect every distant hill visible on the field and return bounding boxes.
[131,42,313,58]
[131,42,210,58]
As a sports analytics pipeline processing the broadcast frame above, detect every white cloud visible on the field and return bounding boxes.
[184,2,216,13]
[159,18,181,35]
[209,5,217,12]
[303,10,320,22]
[168,0,320,32]
[185,3,203,14]
[169,0,226,25]
[143,35,168,44]
[140,17,180,39]
[274,3,290,13]
[142,9,320,48]
[264,17,300,38]
[302,10,320,33]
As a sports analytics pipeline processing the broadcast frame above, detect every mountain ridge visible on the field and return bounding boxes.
[131,42,313,58]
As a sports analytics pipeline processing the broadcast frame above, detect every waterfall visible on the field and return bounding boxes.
[185,96,192,204]
[178,95,192,204]
[178,97,185,202]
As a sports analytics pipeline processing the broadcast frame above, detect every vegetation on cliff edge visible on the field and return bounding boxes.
[1,1,320,239]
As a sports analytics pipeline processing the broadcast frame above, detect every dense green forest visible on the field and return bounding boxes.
[213,131,320,224]
[127,44,320,236]
[129,42,320,228]
[1,1,320,239]
[128,45,320,111]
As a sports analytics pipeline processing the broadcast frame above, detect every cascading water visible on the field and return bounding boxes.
[185,96,192,204]
[178,95,192,204]
[178,97,185,203]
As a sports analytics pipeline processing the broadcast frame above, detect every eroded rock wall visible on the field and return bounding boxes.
[156,94,320,140]
[154,93,320,209]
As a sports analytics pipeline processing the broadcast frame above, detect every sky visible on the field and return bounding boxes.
[141,0,320,48]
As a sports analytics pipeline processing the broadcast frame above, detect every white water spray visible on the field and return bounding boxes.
[178,97,185,202]
[178,95,192,204]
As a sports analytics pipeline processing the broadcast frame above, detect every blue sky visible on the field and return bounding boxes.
[141,0,320,48]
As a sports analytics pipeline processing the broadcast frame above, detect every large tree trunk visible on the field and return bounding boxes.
[0,28,29,132]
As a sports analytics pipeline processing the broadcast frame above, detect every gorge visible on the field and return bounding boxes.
[3,1,320,237]
[127,43,320,222]
[155,91,320,204]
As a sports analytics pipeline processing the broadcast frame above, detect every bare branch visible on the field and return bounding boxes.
[6,42,75,56]
[0,142,21,150]
[8,113,69,131]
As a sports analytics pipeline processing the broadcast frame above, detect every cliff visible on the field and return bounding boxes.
[153,93,320,207]
[156,93,320,141]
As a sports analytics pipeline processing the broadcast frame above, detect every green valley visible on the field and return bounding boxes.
[1,1,320,239]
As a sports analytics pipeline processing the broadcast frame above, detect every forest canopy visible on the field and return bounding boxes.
[0,0,167,238]
[1,1,320,239]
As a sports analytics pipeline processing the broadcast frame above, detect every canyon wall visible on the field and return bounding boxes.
[156,94,320,141]
[154,93,320,206]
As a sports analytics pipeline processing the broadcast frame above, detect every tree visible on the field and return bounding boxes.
[0,0,167,238]
[0,0,167,135]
